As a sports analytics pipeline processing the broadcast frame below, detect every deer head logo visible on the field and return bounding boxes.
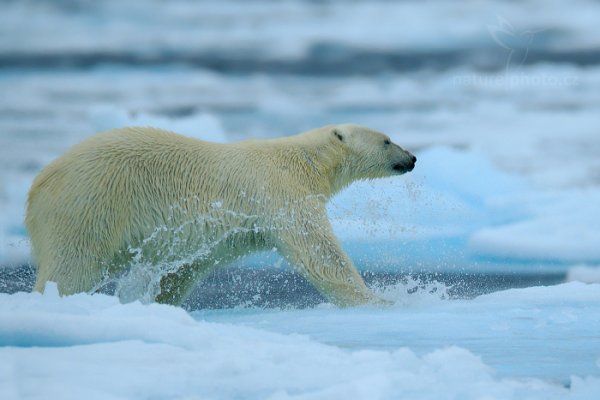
[488,16,546,71]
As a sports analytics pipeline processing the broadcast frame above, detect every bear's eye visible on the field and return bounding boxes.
[384,139,391,146]
[333,130,344,142]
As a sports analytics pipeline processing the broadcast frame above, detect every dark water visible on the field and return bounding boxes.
[4,46,600,74]
[0,264,566,310]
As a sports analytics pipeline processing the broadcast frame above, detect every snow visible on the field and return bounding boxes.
[89,105,228,143]
[567,265,600,284]
[1,283,600,399]
[197,281,600,382]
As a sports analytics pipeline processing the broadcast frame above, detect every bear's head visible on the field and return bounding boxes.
[329,124,416,186]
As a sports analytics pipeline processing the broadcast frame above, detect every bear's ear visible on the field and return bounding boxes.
[332,128,344,142]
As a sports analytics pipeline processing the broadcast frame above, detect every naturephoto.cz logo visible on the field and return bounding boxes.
[488,16,546,72]
[453,16,579,88]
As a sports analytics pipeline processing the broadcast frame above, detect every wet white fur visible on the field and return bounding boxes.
[26,124,414,306]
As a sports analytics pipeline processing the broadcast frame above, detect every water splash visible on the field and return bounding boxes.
[101,194,313,305]
[371,275,451,306]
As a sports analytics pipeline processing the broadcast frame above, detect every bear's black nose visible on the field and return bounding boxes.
[411,155,417,163]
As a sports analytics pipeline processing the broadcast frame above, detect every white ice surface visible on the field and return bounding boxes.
[567,265,600,284]
[1,282,599,400]
[89,105,228,143]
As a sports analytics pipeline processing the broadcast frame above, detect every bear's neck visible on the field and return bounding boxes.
[280,135,353,199]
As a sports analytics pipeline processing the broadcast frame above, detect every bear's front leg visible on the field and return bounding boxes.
[277,216,387,307]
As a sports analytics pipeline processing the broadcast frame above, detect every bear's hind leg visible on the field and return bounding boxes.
[33,255,106,296]
[155,259,214,306]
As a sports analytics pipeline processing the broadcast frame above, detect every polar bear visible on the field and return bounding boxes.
[26,124,416,307]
